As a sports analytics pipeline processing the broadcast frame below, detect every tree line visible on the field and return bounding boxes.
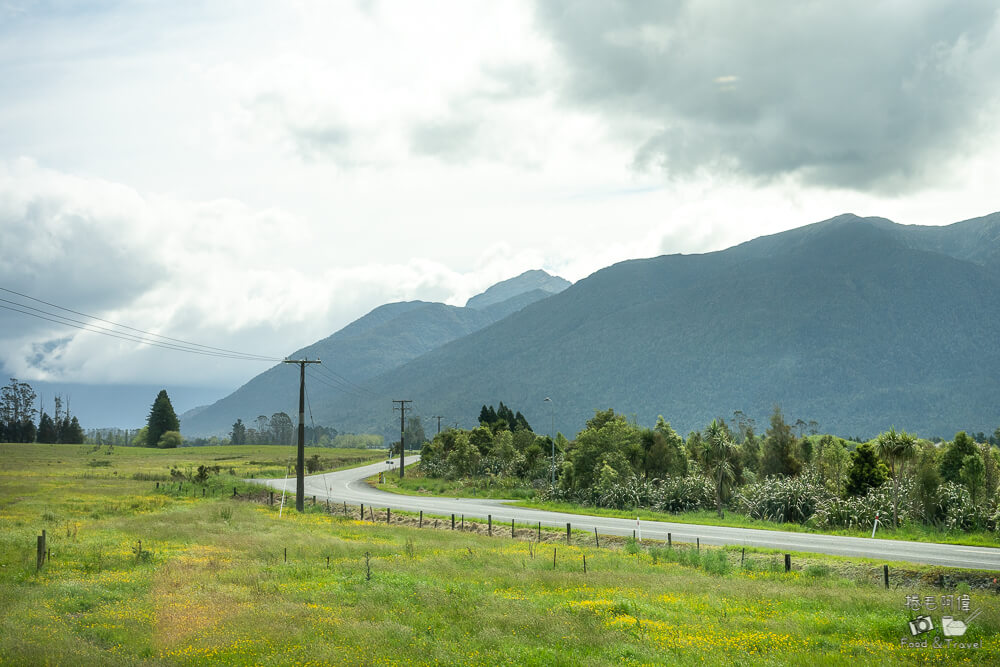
[230,415,344,446]
[0,378,84,444]
[418,402,1000,532]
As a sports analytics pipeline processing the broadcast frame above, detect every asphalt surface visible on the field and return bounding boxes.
[257,457,1000,570]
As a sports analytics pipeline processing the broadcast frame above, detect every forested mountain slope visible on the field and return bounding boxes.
[319,213,1000,439]
[182,271,570,436]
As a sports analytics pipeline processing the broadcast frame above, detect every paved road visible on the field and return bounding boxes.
[258,458,1000,570]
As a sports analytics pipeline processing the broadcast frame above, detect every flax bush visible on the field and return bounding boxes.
[813,481,904,529]
[735,473,831,524]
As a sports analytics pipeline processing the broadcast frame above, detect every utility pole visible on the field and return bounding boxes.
[393,400,412,478]
[544,397,554,486]
[432,415,444,434]
[284,358,321,511]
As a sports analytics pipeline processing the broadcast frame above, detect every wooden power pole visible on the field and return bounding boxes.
[284,358,321,511]
[393,400,412,478]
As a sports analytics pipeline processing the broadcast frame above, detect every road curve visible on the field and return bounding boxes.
[257,458,1000,570]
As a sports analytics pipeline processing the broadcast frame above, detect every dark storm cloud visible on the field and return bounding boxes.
[535,1,1000,191]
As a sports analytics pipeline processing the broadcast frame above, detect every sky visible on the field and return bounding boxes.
[2,0,999,400]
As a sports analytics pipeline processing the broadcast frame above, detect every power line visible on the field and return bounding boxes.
[305,367,367,399]
[310,366,365,394]
[0,286,281,361]
[311,365,380,398]
[0,302,280,361]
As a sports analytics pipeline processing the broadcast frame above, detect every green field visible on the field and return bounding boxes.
[2,444,999,665]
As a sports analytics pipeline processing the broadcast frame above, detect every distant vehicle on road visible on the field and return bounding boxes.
[386,459,395,465]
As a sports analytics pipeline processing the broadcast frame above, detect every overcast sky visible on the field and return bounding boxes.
[2,0,999,393]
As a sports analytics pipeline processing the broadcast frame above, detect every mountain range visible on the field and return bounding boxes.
[183,213,1000,441]
[180,270,571,436]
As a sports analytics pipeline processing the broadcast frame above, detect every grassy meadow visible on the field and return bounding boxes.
[2,443,1000,665]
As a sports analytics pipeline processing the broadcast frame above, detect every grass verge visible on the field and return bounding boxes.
[508,500,1000,549]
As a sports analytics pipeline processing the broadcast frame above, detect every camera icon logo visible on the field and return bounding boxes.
[909,615,934,636]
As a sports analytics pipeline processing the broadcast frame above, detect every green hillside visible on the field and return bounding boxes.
[318,213,1000,439]
[182,273,569,436]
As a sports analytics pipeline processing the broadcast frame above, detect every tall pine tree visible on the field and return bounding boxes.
[146,390,180,448]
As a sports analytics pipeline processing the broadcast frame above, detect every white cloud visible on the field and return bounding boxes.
[0,1,998,396]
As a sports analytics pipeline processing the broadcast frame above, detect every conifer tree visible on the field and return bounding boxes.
[37,412,58,443]
[146,390,180,448]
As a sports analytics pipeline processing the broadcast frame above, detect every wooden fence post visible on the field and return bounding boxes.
[537,521,541,541]
[668,532,671,548]
[784,554,791,573]
[511,518,515,538]
[386,508,390,523]
[419,511,423,528]
[488,515,492,536]
[451,514,455,530]
[361,503,364,520]
[36,531,46,570]
[594,527,600,547]
[883,565,889,589]
[566,523,571,544]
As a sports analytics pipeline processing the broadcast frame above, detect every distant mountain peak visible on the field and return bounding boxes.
[465,269,571,310]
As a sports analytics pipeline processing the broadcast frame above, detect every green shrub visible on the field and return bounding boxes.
[804,564,830,578]
[736,473,830,523]
[702,550,730,575]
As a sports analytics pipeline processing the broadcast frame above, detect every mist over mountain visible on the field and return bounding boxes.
[181,271,571,436]
[296,213,1000,441]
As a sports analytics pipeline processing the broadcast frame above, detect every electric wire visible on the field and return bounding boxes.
[0,286,281,361]
[305,368,366,398]
[313,365,380,398]
[306,366,370,393]
[308,366,379,399]
[0,302,279,361]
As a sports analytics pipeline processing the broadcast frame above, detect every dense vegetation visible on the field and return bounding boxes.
[419,403,1000,535]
